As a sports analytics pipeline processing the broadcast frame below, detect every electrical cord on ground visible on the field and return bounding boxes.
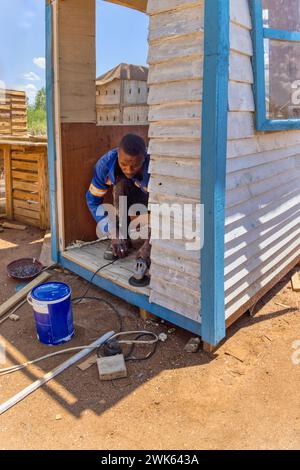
[72,259,119,303]
[0,331,159,376]
[97,331,159,363]
[125,333,158,362]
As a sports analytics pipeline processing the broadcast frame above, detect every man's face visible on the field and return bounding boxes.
[118,148,145,179]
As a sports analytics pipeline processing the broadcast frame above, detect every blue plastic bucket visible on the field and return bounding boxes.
[27,282,74,346]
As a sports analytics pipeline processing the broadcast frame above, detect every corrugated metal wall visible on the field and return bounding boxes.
[147,0,203,322]
[225,0,300,319]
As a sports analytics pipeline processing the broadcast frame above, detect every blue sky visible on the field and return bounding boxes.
[0,0,149,103]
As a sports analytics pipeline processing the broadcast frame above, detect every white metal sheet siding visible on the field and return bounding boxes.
[147,0,203,321]
[225,0,300,319]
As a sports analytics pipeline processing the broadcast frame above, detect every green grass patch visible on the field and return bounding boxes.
[27,106,47,136]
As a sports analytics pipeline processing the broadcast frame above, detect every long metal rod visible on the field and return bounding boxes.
[0,331,115,415]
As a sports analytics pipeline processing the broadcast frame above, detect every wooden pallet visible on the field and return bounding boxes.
[0,140,49,229]
[0,89,27,137]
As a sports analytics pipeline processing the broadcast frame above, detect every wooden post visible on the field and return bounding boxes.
[38,147,48,230]
[202,341,218,353]
[8,94,12,136]
[3,145,13,219]
[139,308,158,322]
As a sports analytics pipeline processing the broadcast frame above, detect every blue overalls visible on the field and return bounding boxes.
[86,148,150,233]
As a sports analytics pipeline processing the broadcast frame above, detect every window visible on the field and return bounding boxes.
[251,0,300,130]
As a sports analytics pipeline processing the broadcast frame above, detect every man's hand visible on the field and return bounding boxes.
[137,239,151,266]
[111,238,130,258]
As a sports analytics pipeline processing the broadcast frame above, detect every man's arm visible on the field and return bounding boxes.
[86,159,110,233]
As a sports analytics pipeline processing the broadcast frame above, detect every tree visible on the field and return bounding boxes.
[34,87,46,111]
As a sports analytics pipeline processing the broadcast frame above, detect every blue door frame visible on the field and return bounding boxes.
[45,1,59,263]
[45,0,230,346]
[200,0,230,345]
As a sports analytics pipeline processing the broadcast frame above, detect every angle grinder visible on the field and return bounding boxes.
[129,257,150,287]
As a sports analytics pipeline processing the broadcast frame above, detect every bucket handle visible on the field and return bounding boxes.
[27,292,34,307]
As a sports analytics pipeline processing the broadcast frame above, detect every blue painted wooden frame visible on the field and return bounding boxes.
[200,0,230,345]
[250,0,300,131]
[45,1,59,262]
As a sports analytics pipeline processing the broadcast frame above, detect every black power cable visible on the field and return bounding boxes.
[70,257,123,332]
[72,258,119,302]
[97,331,158,363]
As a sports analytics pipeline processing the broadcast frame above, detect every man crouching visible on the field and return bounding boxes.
[86,134,151,264]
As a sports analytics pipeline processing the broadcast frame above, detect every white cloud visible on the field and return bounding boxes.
[16,83,38,104]
[33,57,46,70]
[22,72,40,81]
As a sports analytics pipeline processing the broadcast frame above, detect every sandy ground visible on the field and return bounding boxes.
[0,227,300,450]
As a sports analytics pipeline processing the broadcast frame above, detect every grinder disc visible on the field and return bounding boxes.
[129,275,150,287]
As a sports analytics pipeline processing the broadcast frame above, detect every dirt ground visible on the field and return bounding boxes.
[0,227,300,450]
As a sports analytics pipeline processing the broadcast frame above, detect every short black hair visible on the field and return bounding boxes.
[119,134,146,158]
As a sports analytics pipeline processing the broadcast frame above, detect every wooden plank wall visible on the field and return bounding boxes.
[146,0,203,322]
[0,142,49,229]
[58,0,96,124]
[225,0,300,319]
[0,90,27,137]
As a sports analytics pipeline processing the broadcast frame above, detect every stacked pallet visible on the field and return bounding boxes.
[0,152,4,216]
[146,0,203,322]
[0,139,49,229]
[0,89,28,137]
[96,63,149,125]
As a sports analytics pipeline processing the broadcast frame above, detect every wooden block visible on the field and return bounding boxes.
[39,232,53,267]
[0,271,51,320]
[9,313,20,322]
[202,341,218,354]
[291,272,300,292]
[2,221,27,230]
[97,355,127,381]
[77,355,97,371]
[139,308,158,321]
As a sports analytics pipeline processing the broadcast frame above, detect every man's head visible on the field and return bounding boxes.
[118,134,146,179]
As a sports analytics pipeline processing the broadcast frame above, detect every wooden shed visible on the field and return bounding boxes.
[46,0,300,348]
[96,63,149,125]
